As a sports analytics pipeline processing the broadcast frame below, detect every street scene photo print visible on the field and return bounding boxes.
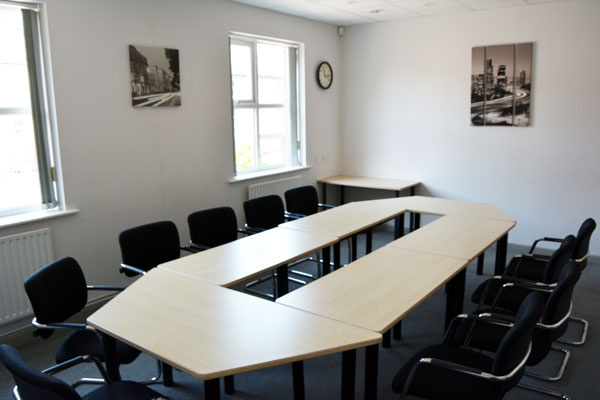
[129,45,181,107]
[471,43,532,126]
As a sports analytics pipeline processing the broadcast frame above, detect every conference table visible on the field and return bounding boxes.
[88,194,515,400]
[87,268,381,400]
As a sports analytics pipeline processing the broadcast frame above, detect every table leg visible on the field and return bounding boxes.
[495,234,508,275]
[322,246,331,275]
[342,349,356,400]
[364,345,379,400]
[162,362,173,386]
[224,375,235,394]
[382,330,391,348]
[366,229,372,254]
[277,264,289,298]
[445,268,466,330]
[340,186,345,205]
[204,378,220,400]
[410,187,415,196]
[393,321,402,341]
[395,213,405,239]
[477,253,485,275]
[413,213,421,230]
[334,242,341,270]
[322,183,327,204]
[292,361,305,400]
[351,235,358,261]
[100,333,121,382]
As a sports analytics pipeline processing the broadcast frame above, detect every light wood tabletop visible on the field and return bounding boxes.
[387,213,515,261]
[317,175,420,192]
[401,196,515,222]
[279,201,406,238]
[88,268,381,381]
[158,227,338,287]
[277,246,468,334]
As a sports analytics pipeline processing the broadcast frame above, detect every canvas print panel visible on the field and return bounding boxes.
[514,42,532,126]
[129,45,181,107]
[483,44,515,126]
[470,46,485,126]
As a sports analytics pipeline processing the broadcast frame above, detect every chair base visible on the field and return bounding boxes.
[526,346,570,382]
[555,316,588,346]
[518,382,570,399]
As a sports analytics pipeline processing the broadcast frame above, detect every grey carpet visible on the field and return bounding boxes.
[1,229,598,399]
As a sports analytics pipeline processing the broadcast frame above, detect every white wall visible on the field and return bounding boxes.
[341,0,600,254]
[0,0,343,289]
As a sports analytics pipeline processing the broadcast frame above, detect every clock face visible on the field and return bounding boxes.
[318,62,333,89]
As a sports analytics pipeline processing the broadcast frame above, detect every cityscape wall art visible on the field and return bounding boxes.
[470,43,532,126]
[129,45,181,107]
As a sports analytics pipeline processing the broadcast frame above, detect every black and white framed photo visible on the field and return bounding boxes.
[129,45,181,107]
[470,42,532,126]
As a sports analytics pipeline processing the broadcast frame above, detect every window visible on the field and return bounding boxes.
[229,33,304,176]
[0,1,60,218]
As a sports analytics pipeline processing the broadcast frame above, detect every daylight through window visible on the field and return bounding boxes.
[229,33,303,176]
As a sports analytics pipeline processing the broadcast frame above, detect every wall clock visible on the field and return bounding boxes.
[317,61,333,89]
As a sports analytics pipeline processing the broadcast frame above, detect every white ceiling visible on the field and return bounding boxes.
[232,0,571,26]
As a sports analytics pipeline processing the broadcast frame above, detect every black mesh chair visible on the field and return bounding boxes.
[391,292,544,400]
[187,207,240,251]
[23,257,140,387]
[471,235,575,305]
[526,218,596,345]
[243,195,306,298]
[470,263,581,399]
[0,344,166,400]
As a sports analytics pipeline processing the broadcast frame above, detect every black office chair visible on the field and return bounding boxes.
[471,235,575,305]
[527,218,596,345]
[187,207,240,251]
[118,220,189,276]
[0,344,167,400]
[118,220,192,384]
[471,262,581,399]
[23,257,140,387]
[392,292,544,400]
[243,195,306,298]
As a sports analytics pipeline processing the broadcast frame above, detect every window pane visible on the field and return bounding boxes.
[259,108,289,167]
[230,43,253,102]
[0,7,42,213]
[0,114,42,211]
[257,43,288,105]
[234,108,255,171]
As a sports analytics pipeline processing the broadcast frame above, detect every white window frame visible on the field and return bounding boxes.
[228,32,306,178]
[0,0,65,223]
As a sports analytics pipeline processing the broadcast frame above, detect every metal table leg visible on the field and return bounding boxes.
[364,345,379,400]
[476,253,485,275]
[393,321,402,341]
[334,242,341,270]
[100,334,121,382]
[277,264,289,298]
[293,361,305,400]
[342,349,356,400]
[322,246,331,275]
[204,378,220,400]
[366,229,372,254]
[495,234,508,275]
[224,375,235,394]
[445,268,466,330]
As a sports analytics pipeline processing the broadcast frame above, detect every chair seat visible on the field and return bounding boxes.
[56,330,139,365]
[83,380,163,400]
[392,344,508,400]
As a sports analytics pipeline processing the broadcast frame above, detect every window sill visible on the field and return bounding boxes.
[229,165,311,183]
[0,208,79,229]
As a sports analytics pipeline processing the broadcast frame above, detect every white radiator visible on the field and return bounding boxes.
[0,228,54,325]
[248,175,302,200]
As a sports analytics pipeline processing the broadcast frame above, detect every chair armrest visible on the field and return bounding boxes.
[87,285,125,291]
[243,225,266,234]
[41,354,111,383]
[189,242,210,252]
[119,263,146,276]
[180,246,197,254]
[32,318,90,332]
[318,203,335,209]
[284,211,306,220]
[528,236,564,254]
[444,313,514,345]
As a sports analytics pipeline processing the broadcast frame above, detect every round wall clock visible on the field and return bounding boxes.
[317,61,333,89]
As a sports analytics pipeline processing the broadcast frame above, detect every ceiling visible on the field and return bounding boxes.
[232,0,571,26]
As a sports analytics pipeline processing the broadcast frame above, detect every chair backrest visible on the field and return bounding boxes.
[243,195,285,230]
[572,218,596,265]
[24,257,88,327]
[491,291,543,376]
[0,344,81,400]
[285,186,319,216]
[542,235,576,284]
[119,221,181,276]
[541,262,580,327]
[188,207,238,248]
